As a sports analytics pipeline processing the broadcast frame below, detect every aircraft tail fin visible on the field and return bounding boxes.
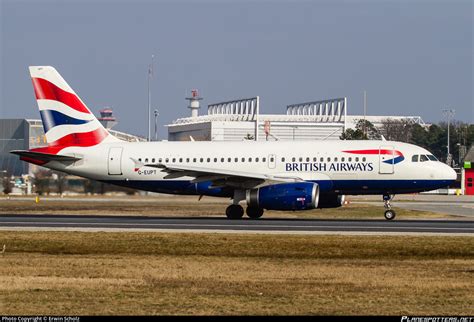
[29,66,119,154]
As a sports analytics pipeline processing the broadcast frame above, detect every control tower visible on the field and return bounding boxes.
[98,107,118,129]
[186,89,203,118]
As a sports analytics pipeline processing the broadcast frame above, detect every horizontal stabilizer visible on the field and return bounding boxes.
[10,150,81,164]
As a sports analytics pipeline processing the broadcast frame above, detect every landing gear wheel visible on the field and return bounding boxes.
[384,209,396,221]
[226,204,244,219]
[246,207,264,219]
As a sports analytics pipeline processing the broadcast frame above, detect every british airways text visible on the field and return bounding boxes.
[285,162,374,172]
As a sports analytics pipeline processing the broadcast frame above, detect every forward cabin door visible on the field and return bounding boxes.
[108,147,123,175]
[379,145,394,174]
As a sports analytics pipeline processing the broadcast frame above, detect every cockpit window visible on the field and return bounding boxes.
[420,155,429,162]
[427,155,437,161]
[412,155,418,162]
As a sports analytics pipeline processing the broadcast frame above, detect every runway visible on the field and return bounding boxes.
[0,215,473,235]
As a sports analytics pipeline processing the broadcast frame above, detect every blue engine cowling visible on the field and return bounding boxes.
[246,182,319,211]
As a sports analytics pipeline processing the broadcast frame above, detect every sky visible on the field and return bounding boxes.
[0,0,472,138]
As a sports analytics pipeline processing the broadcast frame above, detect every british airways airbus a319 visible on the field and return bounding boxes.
[11,66,457,220]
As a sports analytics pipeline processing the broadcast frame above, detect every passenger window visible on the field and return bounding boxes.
[306,157,310,162]
[214,158,217,162]
[327,157,331,162]
[228,157,231,162]
[262,157,266,162]
[138,158,142,162]
[355,157,359,162]
[334,157,338,162]
[270,157,274,162]
[249,158,252,162]
[186,158,190,163]
[362,157,366,162]
[207,158,210,162]
[412,155,418,162]
[145,158,148,163]
[159,158,162,163]
[320,157,324,162]
[171,158,175,163]
[281,157,285,162]
[193,158,196,162]
[292,157,296,162]
[200,158,203,162]
[165,158,169,163]
[299,157,303,162]
[152,158,155,163]
[179,158,183,163]
[235,157,238,162]
[341,157,345,162]
[256,157,260,162]
[313,157,317,162]
[420,155,428,162]
[242,158,245,162]
[348,157,352,162]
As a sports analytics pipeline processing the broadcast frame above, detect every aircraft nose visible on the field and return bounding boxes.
[446,165,457,181]
[439,164,457,181]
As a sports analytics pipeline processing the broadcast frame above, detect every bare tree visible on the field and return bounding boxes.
[380,118,414,142]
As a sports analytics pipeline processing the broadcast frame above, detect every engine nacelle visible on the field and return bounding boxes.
[317,194,345,208]
[246,182,319,211]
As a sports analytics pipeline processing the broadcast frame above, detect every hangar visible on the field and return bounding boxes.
[166,93,425,142]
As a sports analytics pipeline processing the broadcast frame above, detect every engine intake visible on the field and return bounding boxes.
[246,182,319,211]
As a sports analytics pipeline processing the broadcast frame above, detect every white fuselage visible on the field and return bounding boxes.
[45,139,456,197]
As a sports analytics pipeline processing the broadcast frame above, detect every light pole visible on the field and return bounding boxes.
[147,54,155,142]
[154,109,159,141]
[442,108,455,165]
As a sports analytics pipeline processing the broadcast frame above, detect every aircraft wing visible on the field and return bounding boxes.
[147,163,304,189]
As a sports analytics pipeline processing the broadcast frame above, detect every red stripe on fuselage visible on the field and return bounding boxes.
[31,77,90,114]
[31,127,108,155]
[343,149,403,156]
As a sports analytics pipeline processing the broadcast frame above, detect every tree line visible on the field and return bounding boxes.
[341,119,474,167]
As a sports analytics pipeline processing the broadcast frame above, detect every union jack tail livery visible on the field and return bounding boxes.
[29,66,119,155]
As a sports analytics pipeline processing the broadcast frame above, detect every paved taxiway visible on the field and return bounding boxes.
[0,215,473,235]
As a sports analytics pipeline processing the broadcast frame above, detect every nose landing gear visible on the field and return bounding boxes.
[383,194,396,220]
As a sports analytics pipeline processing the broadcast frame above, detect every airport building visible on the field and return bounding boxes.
[166,93,426,142]
[0,109,146,177]
[461,146,474,195]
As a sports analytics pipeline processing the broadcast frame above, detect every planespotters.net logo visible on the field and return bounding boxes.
[401,317,474,322]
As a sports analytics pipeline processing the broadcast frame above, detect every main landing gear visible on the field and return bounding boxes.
[225,190,264,219]
[383,194,396,220]
[225,204,265,219]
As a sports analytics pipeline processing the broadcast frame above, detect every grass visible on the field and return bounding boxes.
[0,195,456,219]
[0,231,472,315]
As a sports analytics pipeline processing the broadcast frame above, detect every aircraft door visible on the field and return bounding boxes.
[268,154,276,169]
[108,147,123,175]
[379,145,394,174]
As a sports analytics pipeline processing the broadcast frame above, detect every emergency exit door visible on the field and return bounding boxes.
[108,147,123,175]
[268,154,276,169]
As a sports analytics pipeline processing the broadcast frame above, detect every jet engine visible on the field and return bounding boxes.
[317,194,345,208]
[246,182,319,211]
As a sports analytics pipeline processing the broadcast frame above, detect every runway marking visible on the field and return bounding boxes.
[0,221,472,232]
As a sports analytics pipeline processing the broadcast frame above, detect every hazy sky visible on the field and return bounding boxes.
[1,0,472,137]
